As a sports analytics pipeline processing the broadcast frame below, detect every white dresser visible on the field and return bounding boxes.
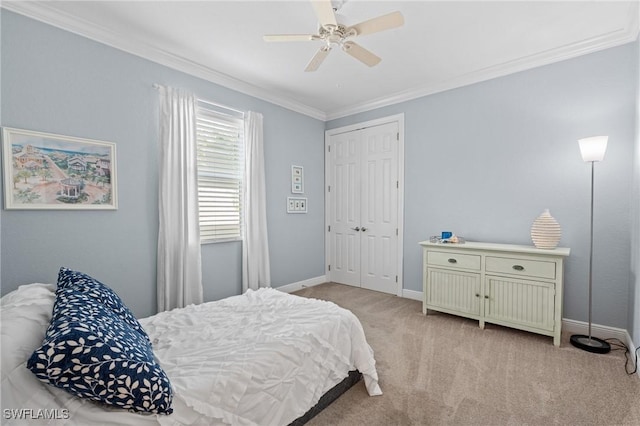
[419,241,570,346]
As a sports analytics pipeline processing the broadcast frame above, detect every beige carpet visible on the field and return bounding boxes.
[293,283,640,426]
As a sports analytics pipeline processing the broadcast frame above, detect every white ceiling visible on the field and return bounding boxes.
[3,1,639,120]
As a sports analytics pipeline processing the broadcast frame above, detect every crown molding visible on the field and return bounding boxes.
[4,1,638,123]
[1,2,328,122]
[326,1,640,121]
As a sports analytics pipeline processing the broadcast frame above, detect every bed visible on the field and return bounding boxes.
[0,271,381,425]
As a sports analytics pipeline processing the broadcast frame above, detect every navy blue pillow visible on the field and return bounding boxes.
[56,267,149,343]
[27,289,173,414]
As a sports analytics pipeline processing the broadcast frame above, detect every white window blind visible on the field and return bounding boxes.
[195,100,244,243]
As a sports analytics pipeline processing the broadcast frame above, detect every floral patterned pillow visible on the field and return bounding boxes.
[27,288,173,414]
[55,267,150,343]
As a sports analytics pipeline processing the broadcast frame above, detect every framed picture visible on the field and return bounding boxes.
[2,127,117,210]
[291,165,304,194]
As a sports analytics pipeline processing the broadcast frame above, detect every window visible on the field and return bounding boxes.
[195,100,244,243]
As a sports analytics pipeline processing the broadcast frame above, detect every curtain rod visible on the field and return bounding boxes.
[153,83,245,116]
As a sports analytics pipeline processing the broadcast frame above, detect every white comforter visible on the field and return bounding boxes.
[1,285,381,426]
[149,288,381,425]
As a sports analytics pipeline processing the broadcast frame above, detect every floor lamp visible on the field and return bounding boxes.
[570,136,611,354]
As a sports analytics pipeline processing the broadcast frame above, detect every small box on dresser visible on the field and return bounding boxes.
[419,241,570,346]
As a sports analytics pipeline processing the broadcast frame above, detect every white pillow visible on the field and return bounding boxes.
[0,283,164,425]
[0,283,55,307]
[1,283,56,379]
[1,283,63,420]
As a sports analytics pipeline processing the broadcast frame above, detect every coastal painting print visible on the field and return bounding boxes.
[2,127,117,210]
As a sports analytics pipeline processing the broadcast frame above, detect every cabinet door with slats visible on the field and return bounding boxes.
[485,276,555,332]
[426,268,481,317]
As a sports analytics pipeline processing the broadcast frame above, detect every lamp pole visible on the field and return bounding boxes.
[587,160,594,341]
[570,136,610,354]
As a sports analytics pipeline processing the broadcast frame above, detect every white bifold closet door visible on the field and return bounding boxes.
[328,121,399,295]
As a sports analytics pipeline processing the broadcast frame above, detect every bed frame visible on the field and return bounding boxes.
[290,370,362,425]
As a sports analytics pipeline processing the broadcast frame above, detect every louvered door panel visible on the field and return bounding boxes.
[485,276,555,331]
[426,269,481,317]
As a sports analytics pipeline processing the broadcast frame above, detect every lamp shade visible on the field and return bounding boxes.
[578,136,608,162]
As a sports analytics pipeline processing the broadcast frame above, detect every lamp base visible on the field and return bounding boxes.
[570,334,611,354]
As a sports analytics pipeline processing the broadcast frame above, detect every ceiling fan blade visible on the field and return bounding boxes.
[263,34,319,42]
[348,11,404,36]
[342,41,381,67]
[311,0,337,28]
[305,46,331,72]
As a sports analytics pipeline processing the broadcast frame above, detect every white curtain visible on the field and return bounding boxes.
[242,111,271,292]
[157,85,203,311]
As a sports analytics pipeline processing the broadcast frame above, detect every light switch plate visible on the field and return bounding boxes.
[287,197,307,213]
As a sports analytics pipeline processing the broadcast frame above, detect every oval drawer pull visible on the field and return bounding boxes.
[448,258,457,264]
[512,265,525,271]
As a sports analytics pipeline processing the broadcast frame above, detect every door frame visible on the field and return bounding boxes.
[325,113,405,296]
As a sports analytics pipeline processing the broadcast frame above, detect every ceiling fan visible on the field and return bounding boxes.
[263,0,404,72]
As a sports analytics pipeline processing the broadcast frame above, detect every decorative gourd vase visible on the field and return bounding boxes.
[530,209,561,249]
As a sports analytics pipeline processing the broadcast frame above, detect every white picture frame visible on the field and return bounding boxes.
[291,165,304,194]
[2,127,118,210]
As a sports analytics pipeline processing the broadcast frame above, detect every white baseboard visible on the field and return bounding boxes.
[402,289,422,301]
[561,318,628,341]
[275,276,327,294]
[630,334,639,379]
[563,319,639,378]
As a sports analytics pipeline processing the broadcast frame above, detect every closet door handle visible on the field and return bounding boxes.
[361,227,368,232]
[351,227,361,231]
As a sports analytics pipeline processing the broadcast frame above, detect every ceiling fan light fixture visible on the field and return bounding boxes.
[305,44,332,72]
[330,0,348,13]
[265,0,404,71]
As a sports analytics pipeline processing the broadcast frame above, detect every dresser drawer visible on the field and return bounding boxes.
[486,256,556,280]
[427,251,481,270]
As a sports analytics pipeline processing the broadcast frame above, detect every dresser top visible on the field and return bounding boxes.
[419,240,570,257]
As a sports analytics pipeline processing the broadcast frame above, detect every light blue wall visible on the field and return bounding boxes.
[2,9,637,333]
[0,11,325,317]
[328,42,637,330]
